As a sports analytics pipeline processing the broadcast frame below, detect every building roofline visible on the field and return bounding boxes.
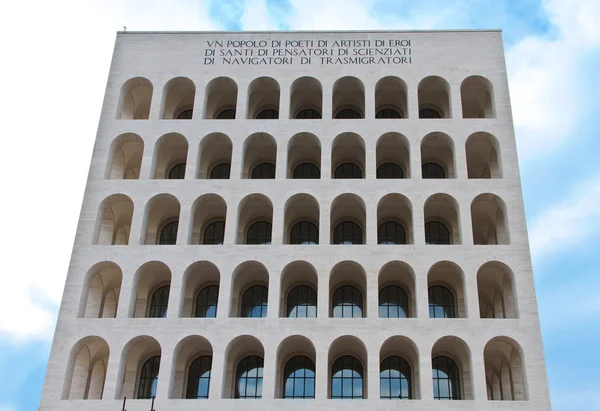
[116,29,502,35]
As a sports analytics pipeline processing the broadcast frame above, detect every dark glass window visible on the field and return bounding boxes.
[331,356,363,399]
[333,221,363,245]
[287,285,317,318]
[379,286,409,318]
[296,109,322,119]
[429,286,456,318]
[177,109,193,119]
[256,109,279,119]
[378,221,407,245]
[335,109,362,119]
[195,285,219,318]
[168,163,186,179]
[293,163,320,179]
[422,162,446,179]
[425,221,451,245]
[137,356,160,399]
[380,356,411,399]
[241,285,268,318]
[376,108,402,118]
[420,108,442,118]
[203,221,225,245]
[246,221,272,245]
[148,285,170,318]
[159,221,178,245]
[235,356,264,399]
[251,163,276,179]
[332,285,363,318]
[210,163,231,179]
[283,356,316,398]
[186,356,212,399]
[216,109,236,119]
[334,163,362,179]
[290,221,319,244]
[432,356,461,400]
[377,163,404,179]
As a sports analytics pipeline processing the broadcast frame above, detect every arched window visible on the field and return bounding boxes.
[432,356,461,400]
[379,285,409,318]
[334,163,362,178]
[425,221,451,245]
[332,285,363,318]
[333,221,362,244]
[210,163,231,179]
[235,356,264,398]
[429,286,456,318]
[378,221,407,245]
[290,221,319,244]
[168,163,186,179]
[216,109,236,119]
[293,163,320,179]
[296,109,321,119]
[419,108,442,119]
[148,285,170,318]
[380,356,411,399]
[331,356,363,399]
[159,221,178,245]
[203,221,225,245]
[283,355,316,398]
[335,109,361,119]
[137,356,160,399]
[186,356,212,399]
[246,221,272,244]
[376,108,402,118]
[194,285,219,318]
[377,163,404,178]
[241,285,268,318]
[177,109,193,119]
[287,285,317,318]
[256,109,279,119]
[251,163,276,179]
[422,162,446,179]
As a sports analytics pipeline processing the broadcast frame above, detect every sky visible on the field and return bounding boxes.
[0,0,599,409]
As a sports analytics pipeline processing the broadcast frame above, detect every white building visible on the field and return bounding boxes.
[39,30,551,410]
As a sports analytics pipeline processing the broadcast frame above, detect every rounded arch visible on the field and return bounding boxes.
[379,336,420,399]
[332,76,365,118]
[431,336,472,400]
[331,132,365,179]
[287,132,321,178]
[129,261,172,318]
[280,260,318,317]
[290,77,323,119]
[117,77,152,119]
[242,132,277,179]
[330,260,367,318]
[377,193,413,244]
[230,261,270,317]
[92,194,134,245]
[236,193,273,244]
[427,261,466,318]
[330,193,366,244]
[169,335,214,398]
[62,336,110,399]
[466,132,502,178]
[375,76,407,118]
[484,336,527,400]
[477,261,518,318]
[160,76,196,119]
[284,193,320,244]
[471,193,509,245]
[141,193,181,245]
[78,261,123,318]
[418,76,451,118]
[276,335,317,398]
[421,132,456,178]
[328,335,368,398]
[378,261,416,318]
[116,335,162,399]
[222,335,265,398]
[461,75,495,118]
[376,132,410,178]
[106,133,144,179]
[197,132,233,179]
[247,76,280,119]
[189,194,227,244]
[151,133,189,179]
[204,76,238,119]
[179,260,221,318]
[424,193,461,244]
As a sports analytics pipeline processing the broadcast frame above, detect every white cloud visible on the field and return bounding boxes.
[240,0,278,30]
[529,175,600,264]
